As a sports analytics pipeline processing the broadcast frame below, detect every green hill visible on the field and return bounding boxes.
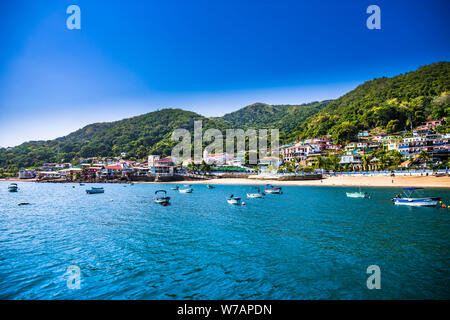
[300,62,450,143]
[221,101,332,141]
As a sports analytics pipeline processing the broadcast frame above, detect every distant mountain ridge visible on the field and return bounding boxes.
[0,61,449,169]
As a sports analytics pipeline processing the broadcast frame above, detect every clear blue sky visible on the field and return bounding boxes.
[0,0,449,147]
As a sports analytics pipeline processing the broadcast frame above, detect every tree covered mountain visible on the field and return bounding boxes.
[220,101,332,141]
[300,62,450,143]
[0,61,449,170]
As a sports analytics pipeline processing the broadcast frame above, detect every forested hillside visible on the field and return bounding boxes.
[300,62,450,143]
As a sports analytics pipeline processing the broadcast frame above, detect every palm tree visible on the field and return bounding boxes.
[417,150,431,168]
[314,156,326,169]
[389,150,404,167]
[362,154,372,171]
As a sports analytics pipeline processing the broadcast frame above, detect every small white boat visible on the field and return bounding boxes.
[392,188,440,207]
[153,190,170,205]
[346,187,369,198]
[227,196,241,205]
[86,187,104,194]
[170,185,179,190]
[8,183,18,192]
[346,192,368,198]
[179,188,193,193]
[206,185,215,189]
[264,184,282,194]
[247,187,265,198]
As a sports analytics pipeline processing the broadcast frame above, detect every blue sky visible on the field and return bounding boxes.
[0,0,449,147]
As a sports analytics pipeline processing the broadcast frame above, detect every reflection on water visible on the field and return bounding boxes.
[0,182,449,299]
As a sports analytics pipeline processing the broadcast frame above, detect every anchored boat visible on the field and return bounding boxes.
[346,187,369,198]
[170,185,179,190]
[206,184,215,189]
[86,187,104,194]
[392,188,440,207]
[247,187,265,198]
[227,195,241,205]
[179,187,193,193]
[264,184,282,194]
[8,183,18,192]
[153,190,170,205]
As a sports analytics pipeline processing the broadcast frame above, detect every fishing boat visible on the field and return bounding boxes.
[8,183,18,192]
[179,187,193,193]
[206,184,215,189]
[170,185,179,190]
[227,195,241,205]
[346,187,369,198]
[392,187,440,207]
[264,184,282,194]
[247,187,265,198]
[153,190,170,205]
[86,187,104,194]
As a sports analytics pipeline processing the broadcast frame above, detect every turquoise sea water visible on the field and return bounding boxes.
[0,181,449,300]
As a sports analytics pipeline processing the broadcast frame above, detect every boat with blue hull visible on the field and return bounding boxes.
[86,187,104,194]
[392,188,440,207]
[8,183,18,192]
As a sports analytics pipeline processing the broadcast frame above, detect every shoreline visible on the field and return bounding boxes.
[1,176,449,188]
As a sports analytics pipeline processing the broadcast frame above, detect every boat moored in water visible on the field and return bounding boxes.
[346,187,369,198]
[206,185,215,189]
[392,188,440,207]
[153,190,170,205]
[86,187,104,194]
[247,187,265,198]
[170,185,179,190]
[8,183,18,192]
[179,187,193,193]
[227,195,241,205]
[264,184,282,194]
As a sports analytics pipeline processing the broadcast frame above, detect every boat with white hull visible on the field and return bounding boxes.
[247,187,265,198]
[264,184,282,194]
[227,195,241,205]
[154,190,170,205]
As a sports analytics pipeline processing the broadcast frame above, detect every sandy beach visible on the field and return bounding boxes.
[2,175,449,188]
[172,176,450,188]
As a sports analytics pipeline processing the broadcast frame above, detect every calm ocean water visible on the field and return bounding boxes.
[0,181,449,299]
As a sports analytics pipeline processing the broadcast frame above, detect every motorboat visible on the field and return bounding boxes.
[247,187,265,198]
[153,190,170,205]
[264,184,282,194]
[392,188,440,207]
[346,187,369,198]
[8,183,18,192]
[206,185,215,189]
[170,185,179,190]
[346,192,368,198]
[179,188,193,193]
[227,195,241,205]
[86,187,104,194]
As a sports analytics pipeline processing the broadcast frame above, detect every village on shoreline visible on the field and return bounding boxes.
[1,118,449,188]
